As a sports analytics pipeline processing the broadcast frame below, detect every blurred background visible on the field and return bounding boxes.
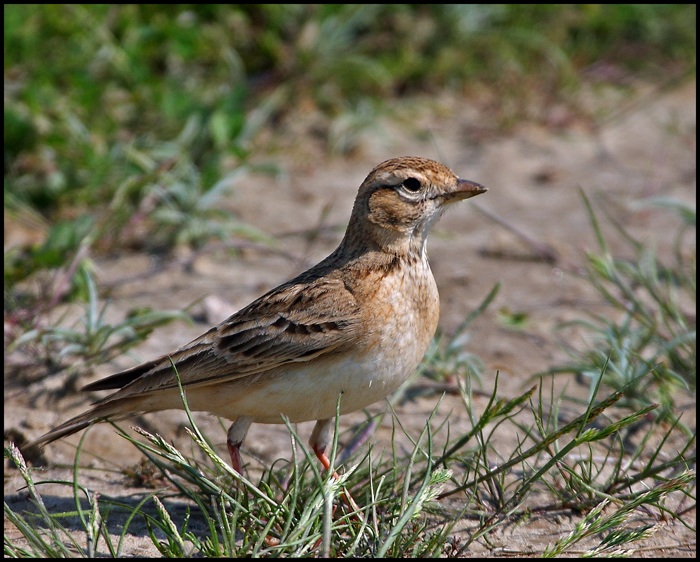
[5,4,695,254]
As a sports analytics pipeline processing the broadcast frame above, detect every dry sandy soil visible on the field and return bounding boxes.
[4,80,696,557]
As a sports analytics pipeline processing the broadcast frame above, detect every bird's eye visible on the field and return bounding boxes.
[401,177,422,192]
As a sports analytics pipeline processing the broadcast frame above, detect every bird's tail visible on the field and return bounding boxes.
[20,401,129,461]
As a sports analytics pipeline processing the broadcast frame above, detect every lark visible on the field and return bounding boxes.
[25,156,487,472]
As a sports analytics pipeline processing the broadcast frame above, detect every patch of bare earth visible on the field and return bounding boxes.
[5,80,696,556]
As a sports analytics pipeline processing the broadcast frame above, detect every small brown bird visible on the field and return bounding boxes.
[25,156,487,472]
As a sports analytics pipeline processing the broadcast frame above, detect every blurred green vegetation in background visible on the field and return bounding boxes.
[4,4,696,314]
[5,4,695,217]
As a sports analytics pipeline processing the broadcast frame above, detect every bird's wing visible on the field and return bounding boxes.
[82,276,363,402]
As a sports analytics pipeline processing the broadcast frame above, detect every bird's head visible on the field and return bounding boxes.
[346,156,487,255]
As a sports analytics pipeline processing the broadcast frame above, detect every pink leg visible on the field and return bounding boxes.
[309,418,334,470]
[226,416,253,472]
[310,418,360,513]
[227,439,243,473]
[313,444,332,471]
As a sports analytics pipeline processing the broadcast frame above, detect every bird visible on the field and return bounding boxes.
[23,156,487,473]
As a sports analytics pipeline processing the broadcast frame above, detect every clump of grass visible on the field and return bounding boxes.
[545,192,695,427]
[5,359,695,557]
[6,267,189,383]
[99,118,274,253]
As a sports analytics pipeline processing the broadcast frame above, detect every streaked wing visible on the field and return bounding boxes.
[85,276,362,400]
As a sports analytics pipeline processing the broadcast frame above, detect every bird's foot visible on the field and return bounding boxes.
[313,444,361,514]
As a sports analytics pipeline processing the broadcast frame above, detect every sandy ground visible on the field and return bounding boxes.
[4,79,696,556]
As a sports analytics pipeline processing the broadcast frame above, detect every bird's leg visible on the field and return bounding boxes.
[227,416,253,473]
[310,418,360,514]
[309,417,334,471]
[313,445,332,471]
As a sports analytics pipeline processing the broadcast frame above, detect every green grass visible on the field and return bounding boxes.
[5,5,696,214]
[5,365,695,557]
[7,266,190,381]
[543,192,696,430]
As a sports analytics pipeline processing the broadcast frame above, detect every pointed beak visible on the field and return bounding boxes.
[442,178,488,203]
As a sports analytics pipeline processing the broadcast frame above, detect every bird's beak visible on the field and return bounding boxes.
[443,178,488,203]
